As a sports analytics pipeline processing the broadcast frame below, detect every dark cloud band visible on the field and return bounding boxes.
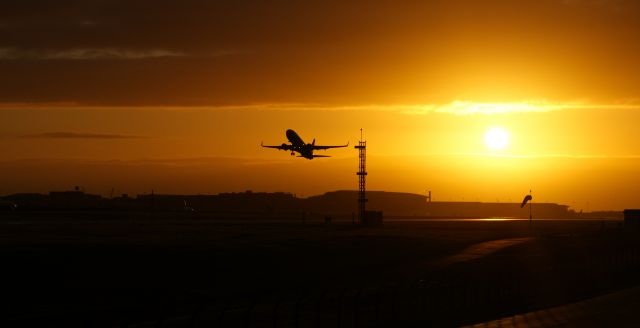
[0,47,184,60]
[20,132,147,139]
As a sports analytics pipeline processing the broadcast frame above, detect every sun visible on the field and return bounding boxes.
[484,127,510,150]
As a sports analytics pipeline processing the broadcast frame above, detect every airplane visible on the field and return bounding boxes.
[261,129,349,160]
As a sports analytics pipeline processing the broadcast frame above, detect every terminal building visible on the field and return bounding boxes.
[624,209,640,229]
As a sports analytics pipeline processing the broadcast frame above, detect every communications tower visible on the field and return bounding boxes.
[355,128,367,223]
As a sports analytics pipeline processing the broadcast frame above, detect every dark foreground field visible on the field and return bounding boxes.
[1,212,639,327]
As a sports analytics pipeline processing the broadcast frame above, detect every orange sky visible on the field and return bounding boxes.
[2,0,640,210]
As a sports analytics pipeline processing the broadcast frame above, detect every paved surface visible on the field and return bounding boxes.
[435,237,533,267]
[465,285,640,327]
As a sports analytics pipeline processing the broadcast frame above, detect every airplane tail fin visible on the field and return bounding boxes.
[312,138,316,146]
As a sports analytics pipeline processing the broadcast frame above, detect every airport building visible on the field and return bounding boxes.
[2,189,576,219]
[624,209,640,228]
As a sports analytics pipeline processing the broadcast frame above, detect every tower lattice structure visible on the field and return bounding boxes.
[355,129,367,223]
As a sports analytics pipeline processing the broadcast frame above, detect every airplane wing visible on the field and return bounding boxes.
[261,142,293,151]
[312,142,349,150]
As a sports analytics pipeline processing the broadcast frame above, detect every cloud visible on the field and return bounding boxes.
[3,100,640,116]
[561,0,632,12]
[0,47,186,60]
[401,101,567,115]
[562,0,613,5]
[391,101,640,115]
[20,132,147,139]
[171,100,640,115]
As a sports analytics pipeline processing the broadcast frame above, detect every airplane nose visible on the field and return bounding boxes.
[286,129,297,140]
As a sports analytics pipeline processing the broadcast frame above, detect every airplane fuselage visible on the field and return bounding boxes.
[286,129,314,159]
[286,129,305,146]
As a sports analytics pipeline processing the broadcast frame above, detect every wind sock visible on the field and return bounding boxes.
[520,194,532,208]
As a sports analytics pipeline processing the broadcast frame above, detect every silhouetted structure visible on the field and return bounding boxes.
[363,210,383,225]
[0,201,17,211]
[355,129,368,223]
[0,189,582,219]
[624,209,640,229]
[521,191,533,222]
[136,190,298,213]
[305,191,573,219]
[49,190,102,209]
[1,193,48,209]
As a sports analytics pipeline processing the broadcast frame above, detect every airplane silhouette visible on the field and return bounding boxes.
[262,129,348,160]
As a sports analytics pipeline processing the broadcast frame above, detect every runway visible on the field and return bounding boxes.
[436,237,534,266]
[466,285,640,328]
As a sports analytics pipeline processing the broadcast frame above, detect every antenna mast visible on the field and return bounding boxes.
[355,128,367,223]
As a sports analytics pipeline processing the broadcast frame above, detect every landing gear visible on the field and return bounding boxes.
[291,152,295,156]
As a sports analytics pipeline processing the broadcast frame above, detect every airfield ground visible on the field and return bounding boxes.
[1,211,638,326]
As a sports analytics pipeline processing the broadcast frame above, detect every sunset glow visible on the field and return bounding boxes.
[2,1,640,211]
[484,128,510,151]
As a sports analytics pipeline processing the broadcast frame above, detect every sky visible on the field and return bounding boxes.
[2,0,640,210]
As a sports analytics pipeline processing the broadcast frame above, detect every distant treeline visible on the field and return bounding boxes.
[0,190,609,219]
